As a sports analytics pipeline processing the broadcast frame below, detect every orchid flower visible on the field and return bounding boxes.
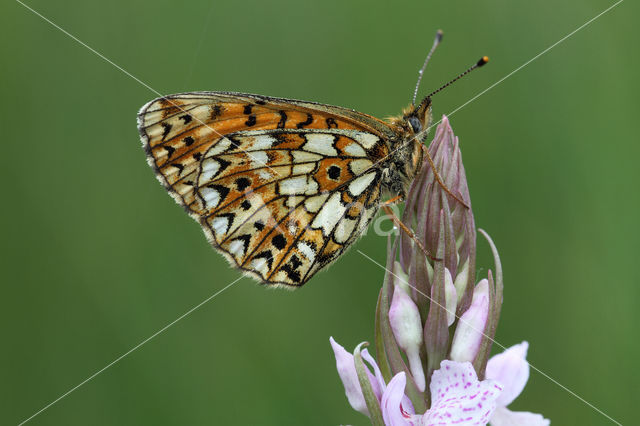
[330,117,549,425]
[331,337,503,426]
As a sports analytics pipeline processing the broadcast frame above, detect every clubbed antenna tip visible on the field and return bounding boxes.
[425,55,490,99]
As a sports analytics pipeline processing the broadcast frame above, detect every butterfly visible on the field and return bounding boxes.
[136,44,487,288]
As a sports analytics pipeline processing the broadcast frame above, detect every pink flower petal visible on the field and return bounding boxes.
[381,373,417,426]
[485,342,529,407]
[423,360,502,426]
[361,348,386,399]
[330,337,380,416]
[490,406,550,426]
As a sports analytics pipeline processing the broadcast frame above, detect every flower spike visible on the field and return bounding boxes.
[330,116,549,425]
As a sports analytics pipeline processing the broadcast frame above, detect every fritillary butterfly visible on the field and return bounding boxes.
[137,52,487,288]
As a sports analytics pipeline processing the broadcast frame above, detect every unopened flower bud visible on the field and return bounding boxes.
[392,261,410,294]
[453,258,469,304]
[389,285,426,391]
[444,268,457,326]
[449,279,489,362]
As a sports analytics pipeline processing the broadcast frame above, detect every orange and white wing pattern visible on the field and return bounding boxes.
[137,92,393,287]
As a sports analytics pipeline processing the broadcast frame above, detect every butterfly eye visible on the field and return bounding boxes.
[408,116,422,133]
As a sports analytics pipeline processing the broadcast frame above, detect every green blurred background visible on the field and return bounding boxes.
[2,0,638,424]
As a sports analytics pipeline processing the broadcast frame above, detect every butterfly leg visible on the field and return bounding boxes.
[421,145,470,209]
[383,194,404,205]
[380,202,439,261]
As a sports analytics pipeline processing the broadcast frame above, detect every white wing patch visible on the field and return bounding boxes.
[278,176,319,195]
[343,142,367,157]
[304,193,330,213]
[237,134,276,150]
[211,216,231,236]
[208,137,233,156]
[292,150,323,163]
[248,151,269,168]
[201,187,221,208]
[352,132,379,149]
[334,217,358,244]
[303,134,338,156]
[293,163,316,175]
[348,172,376,196]
[297,242,316,262]
[199,158,222,184]
[228,239,245,257]
[348,159,373,175]
[311,192,348,236]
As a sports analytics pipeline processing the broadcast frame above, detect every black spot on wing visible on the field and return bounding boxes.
[296,113,313,129]
[272,234,286,250]
[210,104,222,120]
[243,104,253,115]
[163,145,176,158]
[228,136,242,149]
[161,123,172,140]
[280,254,303,283]
[328,165,341,180]
[172,163,184,175]
[235,177,251,191]
[206,184,230,204]
[184,136,195,146]
[326,117,338,128]
[240,200,251,211]
[316,251,337,269]
[277,110,287,129]
[245,115,257,126]
[180,114,192,124]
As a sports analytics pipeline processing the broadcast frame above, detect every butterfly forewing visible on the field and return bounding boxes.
[138,92,393,287]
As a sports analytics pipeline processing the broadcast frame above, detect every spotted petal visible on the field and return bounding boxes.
[422,360,502,426]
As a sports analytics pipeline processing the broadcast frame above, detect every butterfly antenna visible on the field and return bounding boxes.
[425,56,489,99]
[412,29,444,106]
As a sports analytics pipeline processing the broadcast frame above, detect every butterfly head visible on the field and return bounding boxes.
[404,96,433,140]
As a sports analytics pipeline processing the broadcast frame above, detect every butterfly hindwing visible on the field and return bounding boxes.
[138,93,393,287]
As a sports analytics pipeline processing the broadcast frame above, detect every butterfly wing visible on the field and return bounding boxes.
[138,92,394,287]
